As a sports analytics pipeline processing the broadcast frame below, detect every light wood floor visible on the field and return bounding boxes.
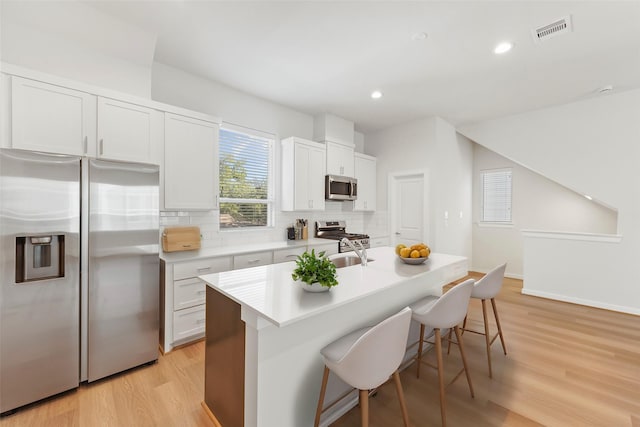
[2,274,639,426]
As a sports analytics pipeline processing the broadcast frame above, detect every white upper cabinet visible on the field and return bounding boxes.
[353,152,377,212]
[164,113,219,210]
[97,97,161,164]
[326,141,355,177]
[10,76,96,156]
[281,137,326,211]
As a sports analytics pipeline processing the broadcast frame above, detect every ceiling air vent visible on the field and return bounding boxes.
[532,15,573,43]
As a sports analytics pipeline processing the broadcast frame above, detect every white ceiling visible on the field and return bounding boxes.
[8,1,640,133]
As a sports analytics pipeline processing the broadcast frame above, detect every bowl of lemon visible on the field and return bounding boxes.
[395,243,431,265]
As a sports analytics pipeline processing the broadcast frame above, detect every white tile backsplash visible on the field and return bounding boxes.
[160,204,389,248]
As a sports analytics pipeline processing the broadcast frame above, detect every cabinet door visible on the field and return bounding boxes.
[293,142,326,211]
[11,76,96,156]
[354,154,376,211]
[293,142,311,210]
[164,113,219,210]
[308,145,326,210]
[282,137,326,212]
[326,141,354,177]
[97,97,159,164]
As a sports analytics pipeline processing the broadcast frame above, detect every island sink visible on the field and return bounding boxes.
[331,256,374,268]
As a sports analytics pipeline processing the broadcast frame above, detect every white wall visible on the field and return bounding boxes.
[460,89,640,314]
[365,116,473,259]
[472,144,618,278]
[0,2,156,97]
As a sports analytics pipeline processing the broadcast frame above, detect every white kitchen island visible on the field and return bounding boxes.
[199,246,467,427]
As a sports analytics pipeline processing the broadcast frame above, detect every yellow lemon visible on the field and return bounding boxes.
[419,248,429,258]
[400,247,412,258]
[410,250,421,258]
[395,244,406,255]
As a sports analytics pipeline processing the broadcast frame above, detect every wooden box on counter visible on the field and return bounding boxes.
[162,226,201,252]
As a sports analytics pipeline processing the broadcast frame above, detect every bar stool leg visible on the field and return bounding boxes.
[434,328,447,427]
[359,389,369,427]
[481,299,493,378]
[454,325,474,398]
[392,370,410,427]
[416,324,425,378]
[491,298,507,355]
[314,366,330,427]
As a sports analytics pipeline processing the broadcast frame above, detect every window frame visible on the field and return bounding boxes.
[479,168,513,224]
[218,122,275,230]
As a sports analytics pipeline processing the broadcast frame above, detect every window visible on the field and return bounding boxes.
[219,124,274,229]
[481,169,512,223]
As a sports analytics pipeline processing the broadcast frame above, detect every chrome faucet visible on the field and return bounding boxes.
[340,238,367,266]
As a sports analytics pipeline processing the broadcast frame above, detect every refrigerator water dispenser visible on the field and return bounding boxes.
[15,234,65,282]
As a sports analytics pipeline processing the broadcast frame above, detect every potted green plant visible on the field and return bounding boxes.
[291,249,338,292]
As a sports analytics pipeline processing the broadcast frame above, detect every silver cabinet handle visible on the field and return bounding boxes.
[99,138,104,155]
[83,136,88,154]
[285,254,298,258]
[247,259,260,264]
[197,266,211,272]
[395,232,401,235]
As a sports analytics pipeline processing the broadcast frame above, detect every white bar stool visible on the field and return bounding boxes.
[314,307,412,427]
[409,279,475,427]
[462,263,508,378]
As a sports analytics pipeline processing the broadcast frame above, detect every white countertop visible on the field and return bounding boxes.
[160,237,335,262]
[200,247,467,327]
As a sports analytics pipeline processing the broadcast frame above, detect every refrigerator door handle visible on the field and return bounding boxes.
[84,136,88,154]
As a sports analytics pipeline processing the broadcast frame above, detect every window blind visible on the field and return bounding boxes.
[219,127,273,228]
[481,169,512,222]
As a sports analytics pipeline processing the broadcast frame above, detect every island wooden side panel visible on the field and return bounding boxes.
[205,287,245,426]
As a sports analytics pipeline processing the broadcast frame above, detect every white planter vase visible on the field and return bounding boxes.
[298,281,331,293]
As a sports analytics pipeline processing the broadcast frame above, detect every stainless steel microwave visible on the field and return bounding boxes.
[325,175,357,201]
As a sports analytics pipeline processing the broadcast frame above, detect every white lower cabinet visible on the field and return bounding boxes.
[307,242,339,257]
[233,251,273,270]
[173,305,207,343]
[273,246,306,264]
[162,243,344,352]
[162,256,232,352]
[370,236,390,248]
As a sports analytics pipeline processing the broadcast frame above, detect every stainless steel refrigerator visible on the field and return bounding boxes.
[0,149,159,414]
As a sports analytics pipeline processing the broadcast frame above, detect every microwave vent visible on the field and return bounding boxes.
[532,15,572,43]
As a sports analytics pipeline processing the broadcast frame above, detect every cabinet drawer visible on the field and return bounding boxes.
[273,246,306,264]
[174,277,206,310]
[173,256,232,280]
[370,237,389,248]
[233,251,273,270]
[173,305,206,342]
[307,243,339,257]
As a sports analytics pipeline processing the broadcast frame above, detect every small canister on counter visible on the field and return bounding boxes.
[287,227,296,240]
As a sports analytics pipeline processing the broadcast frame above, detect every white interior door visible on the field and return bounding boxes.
[390,172,426,247]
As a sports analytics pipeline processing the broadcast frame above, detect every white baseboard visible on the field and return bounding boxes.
[470,267,522,280]
[521,289,640,316]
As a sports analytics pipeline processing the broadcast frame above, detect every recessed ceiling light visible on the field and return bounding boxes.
[584,195,593,200]
[494,41,514,54]
[412,32,428,41]
[371,90,382,99]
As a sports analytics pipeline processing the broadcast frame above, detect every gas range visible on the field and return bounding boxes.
[315,221,370,253]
